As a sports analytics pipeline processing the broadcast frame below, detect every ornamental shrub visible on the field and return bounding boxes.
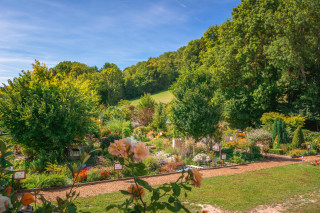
[272,118,289,148]
[23,173,70,189]
[268,149,284,155]
[246,128,272,147]
[291,126,304,149]
[232,156,246,164]
[151,102,167,131]
[86,168,101,182]
[261,112,305,132]
[0,61,99,154]
[143,156,160,172]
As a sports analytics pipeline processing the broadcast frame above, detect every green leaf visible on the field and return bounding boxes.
[104,153,113,158]
[174,201,182,211]
[136,178,152,192]
[171,183,180,197]
[134,204,144,212]
[80,152,91,164]
[118,157,125,165]
[159,186,171,192]
[168,196,175,203]
[106,204,118,211]
[67,163,74,175]
[181,204,192,213]
[151,190,160,201]
[162,202,176,212]
[181,183,192,191]
[120,190,130,195]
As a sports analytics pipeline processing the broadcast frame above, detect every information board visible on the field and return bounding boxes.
[114,163,122,170]
[13,170,26,180]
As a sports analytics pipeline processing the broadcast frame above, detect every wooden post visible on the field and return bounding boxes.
[221,153,227,167]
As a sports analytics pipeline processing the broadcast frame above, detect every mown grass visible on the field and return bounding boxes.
[75,163,320,212]
[130,90,174,106]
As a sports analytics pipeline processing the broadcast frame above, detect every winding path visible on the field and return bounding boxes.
[29,155,320,201]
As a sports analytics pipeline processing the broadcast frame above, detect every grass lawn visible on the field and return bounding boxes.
[130,90,174,106]
[75,163,320,212]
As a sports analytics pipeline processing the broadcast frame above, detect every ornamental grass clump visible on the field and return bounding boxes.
[106,140,203,212]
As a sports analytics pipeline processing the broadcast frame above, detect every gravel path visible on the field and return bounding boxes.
[35,155,320,201]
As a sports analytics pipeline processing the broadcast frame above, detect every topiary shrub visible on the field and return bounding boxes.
[291,126,304,149]
[272,118,289,148]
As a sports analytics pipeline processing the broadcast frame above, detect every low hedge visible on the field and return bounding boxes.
[268,149,284,155]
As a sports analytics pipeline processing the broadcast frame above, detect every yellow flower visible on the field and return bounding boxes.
[190,169,203,188]
[128,184,145,201]
[21,193,34,206]
[131,142,149,162]
[108,139,127,157]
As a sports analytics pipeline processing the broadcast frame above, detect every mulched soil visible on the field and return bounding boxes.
[29,154,320,201]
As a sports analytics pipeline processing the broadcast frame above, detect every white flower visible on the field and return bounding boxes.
[192,153,210,163]
[0,194,12,213]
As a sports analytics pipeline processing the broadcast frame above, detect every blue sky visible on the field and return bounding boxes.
[0,0,240,84]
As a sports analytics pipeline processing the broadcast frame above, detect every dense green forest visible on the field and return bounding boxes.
[1,0,320,131]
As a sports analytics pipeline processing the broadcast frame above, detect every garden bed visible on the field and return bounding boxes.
[263,152,319,159]
[18,161,246,193]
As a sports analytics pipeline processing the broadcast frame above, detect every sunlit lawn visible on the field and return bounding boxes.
[130,90,174,106]
[75,163,320,212]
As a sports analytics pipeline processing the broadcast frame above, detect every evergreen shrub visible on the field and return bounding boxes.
[291,126,304,149]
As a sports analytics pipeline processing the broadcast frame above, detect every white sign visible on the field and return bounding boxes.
[221,153,227,160]
[307,144,311,149]
[70,150,80,157]
[13,170,26,180]
[114,163,122,170]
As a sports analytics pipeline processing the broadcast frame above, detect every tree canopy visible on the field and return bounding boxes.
[0,61,99,152]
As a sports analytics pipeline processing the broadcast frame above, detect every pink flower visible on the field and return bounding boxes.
[108,139,132,157]
[131,142,149,162]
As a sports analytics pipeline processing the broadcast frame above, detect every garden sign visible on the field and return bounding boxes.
[114,163,122,179]
[221,153,227,166]
[13,170,26,180]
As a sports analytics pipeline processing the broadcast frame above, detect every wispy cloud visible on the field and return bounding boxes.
[0,0,240,81]
[176,0,187,8]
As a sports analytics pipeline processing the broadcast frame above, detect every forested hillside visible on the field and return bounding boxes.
[3,0,319,130]
[171,0,320,130]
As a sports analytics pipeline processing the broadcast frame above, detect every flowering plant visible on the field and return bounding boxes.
[192,153,210,163]
[74,168,87,182]
[99,170,110,180]
[106,140,203,212]
[153,151,173,165]
[0,139,98,213]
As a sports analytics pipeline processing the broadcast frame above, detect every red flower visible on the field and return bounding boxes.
[74,168,88,182]
[99,170,110,180]
[315,160,319,166]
